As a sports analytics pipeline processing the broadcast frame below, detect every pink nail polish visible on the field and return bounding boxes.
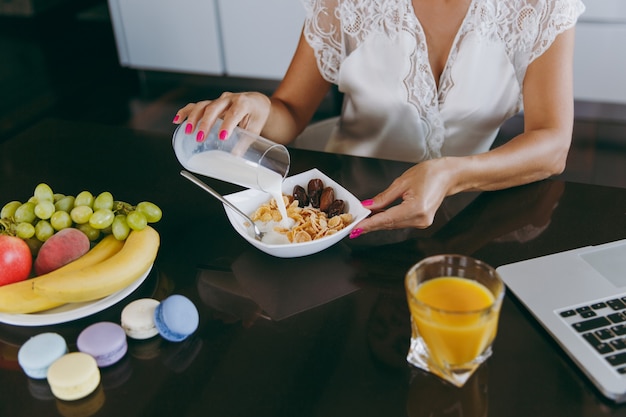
[349,228,362,239]
[361,199,374,207]
[196,130,205,142]
[185,123,193,134]
[172,115,180,123]
[219,130,228,141]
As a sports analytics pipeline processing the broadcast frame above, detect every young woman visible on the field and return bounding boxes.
[173,0,585,238]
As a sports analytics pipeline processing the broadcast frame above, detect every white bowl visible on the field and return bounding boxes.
[223,169,371,258]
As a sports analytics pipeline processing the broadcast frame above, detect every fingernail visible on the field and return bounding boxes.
[185,123,193,134]
[219,130,228,141]
[361,199,374,207]
[196,130,205,142]
[172,115,180,123]
[349,228,362,239]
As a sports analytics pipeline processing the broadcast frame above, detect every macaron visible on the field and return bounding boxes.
[154,294,199,342]
[121,298,160,340]
[77,322,127,367]
[18,332,68,379]
[47,352,101,401]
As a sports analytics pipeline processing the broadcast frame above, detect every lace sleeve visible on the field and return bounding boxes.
[528,0,585,63]
[301,0,344,84]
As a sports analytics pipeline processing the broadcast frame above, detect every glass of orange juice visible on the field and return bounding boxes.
[405,254,504,387]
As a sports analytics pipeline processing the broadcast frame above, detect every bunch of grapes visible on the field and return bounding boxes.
[0,183,162,244]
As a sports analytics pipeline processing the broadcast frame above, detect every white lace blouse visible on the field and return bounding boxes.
[301,0,585,162]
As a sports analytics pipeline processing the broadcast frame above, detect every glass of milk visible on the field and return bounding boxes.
[172,119,291,195]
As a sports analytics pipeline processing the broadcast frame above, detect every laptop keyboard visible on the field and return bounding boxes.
[559,297,626,374]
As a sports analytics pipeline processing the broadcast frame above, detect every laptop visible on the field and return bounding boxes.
[497,239,626,402]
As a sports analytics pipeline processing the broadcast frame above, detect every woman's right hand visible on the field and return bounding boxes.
[172,91,271,142]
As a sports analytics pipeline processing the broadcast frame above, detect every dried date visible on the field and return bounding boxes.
[326,199,345,218]
[307,179,324,208]
[292,185,309,207]
[319,187,335,213]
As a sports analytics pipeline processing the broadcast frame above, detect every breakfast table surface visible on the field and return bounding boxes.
[1,118,626,417]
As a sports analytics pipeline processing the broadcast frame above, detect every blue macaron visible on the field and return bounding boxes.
[154,294,199,342]
[18,332,68,379]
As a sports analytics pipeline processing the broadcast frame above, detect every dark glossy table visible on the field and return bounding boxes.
[1,118,626,417]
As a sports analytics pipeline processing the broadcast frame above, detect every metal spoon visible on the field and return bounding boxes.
[180,170,265,241]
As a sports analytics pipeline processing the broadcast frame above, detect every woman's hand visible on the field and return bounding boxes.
[172,92,271,141]
[350,158,459,238]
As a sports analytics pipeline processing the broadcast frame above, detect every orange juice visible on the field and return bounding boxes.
[408,276,499,367]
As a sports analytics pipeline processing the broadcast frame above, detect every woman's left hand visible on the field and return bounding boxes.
[349,159,457,238]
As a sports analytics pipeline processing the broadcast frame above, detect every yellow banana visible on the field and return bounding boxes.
[0,234,124,314]
[33,226,160,303]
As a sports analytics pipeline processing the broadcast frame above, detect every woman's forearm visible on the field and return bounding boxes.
[443,127,572,196]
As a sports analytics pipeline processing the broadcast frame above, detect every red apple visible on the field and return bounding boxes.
[0,235,32,286]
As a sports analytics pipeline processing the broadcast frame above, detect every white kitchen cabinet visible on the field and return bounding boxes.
[217,0,305,79]
[107,0,224,75]
[107,0,304,80]
[573,1,626,104]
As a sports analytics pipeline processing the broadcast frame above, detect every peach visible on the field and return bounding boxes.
[34,228,90,275]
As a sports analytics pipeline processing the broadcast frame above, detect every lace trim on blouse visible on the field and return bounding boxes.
[302,0,584,85]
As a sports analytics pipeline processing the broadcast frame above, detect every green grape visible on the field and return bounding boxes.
[54,195,75,213]
[34,200,55,220]
[74,191,94,208]
[126,210,147,231]
[89,208,115,230]
[1,201,22,219]
[34,183,54,202]
[76,223,100,241]
[53,193,65,202]
[93,191,114,211]
[70,205,93,224]
[35,220,54,242]
[111,214,130,240]
[136,201,162,223]
[27,196,38,204]
[50,211,72,231]
[14,202,37,223]
[16,222,35,239]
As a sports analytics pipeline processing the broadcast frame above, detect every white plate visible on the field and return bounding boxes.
[223,168,371,258]
[0,264,154,327]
